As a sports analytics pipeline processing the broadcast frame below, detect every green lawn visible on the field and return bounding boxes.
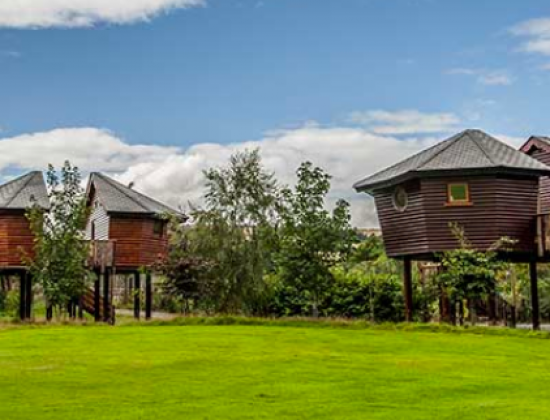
[1,324,550,419]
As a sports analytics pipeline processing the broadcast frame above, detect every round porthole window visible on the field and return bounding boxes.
[392,186,408,212]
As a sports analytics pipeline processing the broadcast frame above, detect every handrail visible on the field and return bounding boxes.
[86,240,116,270]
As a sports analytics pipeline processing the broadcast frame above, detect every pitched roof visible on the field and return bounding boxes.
[87,172,182,216]
[0,171,49,210]
[520,136,550,153]
[354,129,550,192]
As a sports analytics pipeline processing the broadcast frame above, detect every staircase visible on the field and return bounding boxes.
[80,287,115,322]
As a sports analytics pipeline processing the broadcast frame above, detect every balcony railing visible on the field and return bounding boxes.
[87,240,116,270]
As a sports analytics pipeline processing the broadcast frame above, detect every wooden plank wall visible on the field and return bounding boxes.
[374,180,430,257]
[374,175,539,258]
[527,147,550,214]
[109,216,168,269]
[85,190,110,240]
[422,176,537,253]
[0,211,35,267]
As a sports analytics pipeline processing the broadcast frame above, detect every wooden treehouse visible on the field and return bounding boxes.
[354,129,550,329]
[84,172,184,322]
[0,171,49,320]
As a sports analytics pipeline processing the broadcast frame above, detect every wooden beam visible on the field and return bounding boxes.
[103,269,110,323]
[145,273,152,321]
[94,272,101,322]
[25,272,32,320]
[530,260,540,330]
[403,257,413,322]
[19,271,26,321]
[134,271,141,320]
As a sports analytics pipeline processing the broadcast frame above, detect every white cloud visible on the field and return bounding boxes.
[447,68,513,86]
[0,127,179,172]
[478,72,513,86]
[511,18,550,56]
[348,110,460,135]
[0,117,525,228]
[0,124,441,227]
[0,0,204,29]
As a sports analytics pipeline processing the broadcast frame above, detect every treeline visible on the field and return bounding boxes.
[155,149,407,320]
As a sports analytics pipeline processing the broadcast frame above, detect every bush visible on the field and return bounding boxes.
[267,260,408,322]
[0,290,20,318]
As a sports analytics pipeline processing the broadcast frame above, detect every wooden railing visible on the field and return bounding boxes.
[536,214,550,257]
[87,240,116,270]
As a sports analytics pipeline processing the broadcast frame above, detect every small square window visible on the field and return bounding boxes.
[153,220,164,237]
[447,183,470,205]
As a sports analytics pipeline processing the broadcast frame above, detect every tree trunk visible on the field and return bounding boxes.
[468,300,477,326]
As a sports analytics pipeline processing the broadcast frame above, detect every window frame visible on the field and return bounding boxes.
[392,186,409,212]
[446,183,472,206]
[153,219,165,237]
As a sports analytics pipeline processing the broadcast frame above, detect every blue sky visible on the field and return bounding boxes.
[1,0,550,226]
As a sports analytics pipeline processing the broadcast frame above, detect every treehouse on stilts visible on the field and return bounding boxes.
[354,129,550,330]
[0,172,49,321]
[83,173,183,323]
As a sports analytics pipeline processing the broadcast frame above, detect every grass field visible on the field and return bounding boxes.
[2,323,550,419]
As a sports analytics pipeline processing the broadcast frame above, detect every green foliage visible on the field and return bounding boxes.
[167,149,281,314]
[26,162,90,314]
[349,234,385,263]
[268,252,406,322]
[436,223,512,304]
[275,162,357,316]
[154,216,213,313]
[0,289,19,317]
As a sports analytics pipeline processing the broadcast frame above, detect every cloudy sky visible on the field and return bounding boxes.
[1,0,549,226]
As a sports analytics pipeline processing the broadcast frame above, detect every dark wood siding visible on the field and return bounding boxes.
[374,180,429,257]
[0,210,35,267]
[373,175,539,258]
[421,176,537,253]
[526,147,550,214]
[494,177,538,252]
[109,216,168,269]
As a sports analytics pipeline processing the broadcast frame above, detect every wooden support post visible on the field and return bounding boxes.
[134,271,141,320]
[78,297,84,320]
[103,269,111,323]
[458,300,464,326]
[145,272,152,321]
[488,290,497,326]
[530,260,540,331]
[403,257,413,322]
[19,271,26,321]
[94,271,101,322]
[25,272,32,320]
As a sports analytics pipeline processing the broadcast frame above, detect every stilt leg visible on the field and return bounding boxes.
[25,272,32,320]
[403,257,413,322]
[134,272,141,320]
[103,269,111,323]
[94,271,101,322]
[145,273,152,321]
[530,260,540,331]
[19,271,26,321]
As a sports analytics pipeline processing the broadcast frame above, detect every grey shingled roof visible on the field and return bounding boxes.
[531,136,550,146]
[354,129,550,192]
[0,171,49,210]
[88,172,181,216]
